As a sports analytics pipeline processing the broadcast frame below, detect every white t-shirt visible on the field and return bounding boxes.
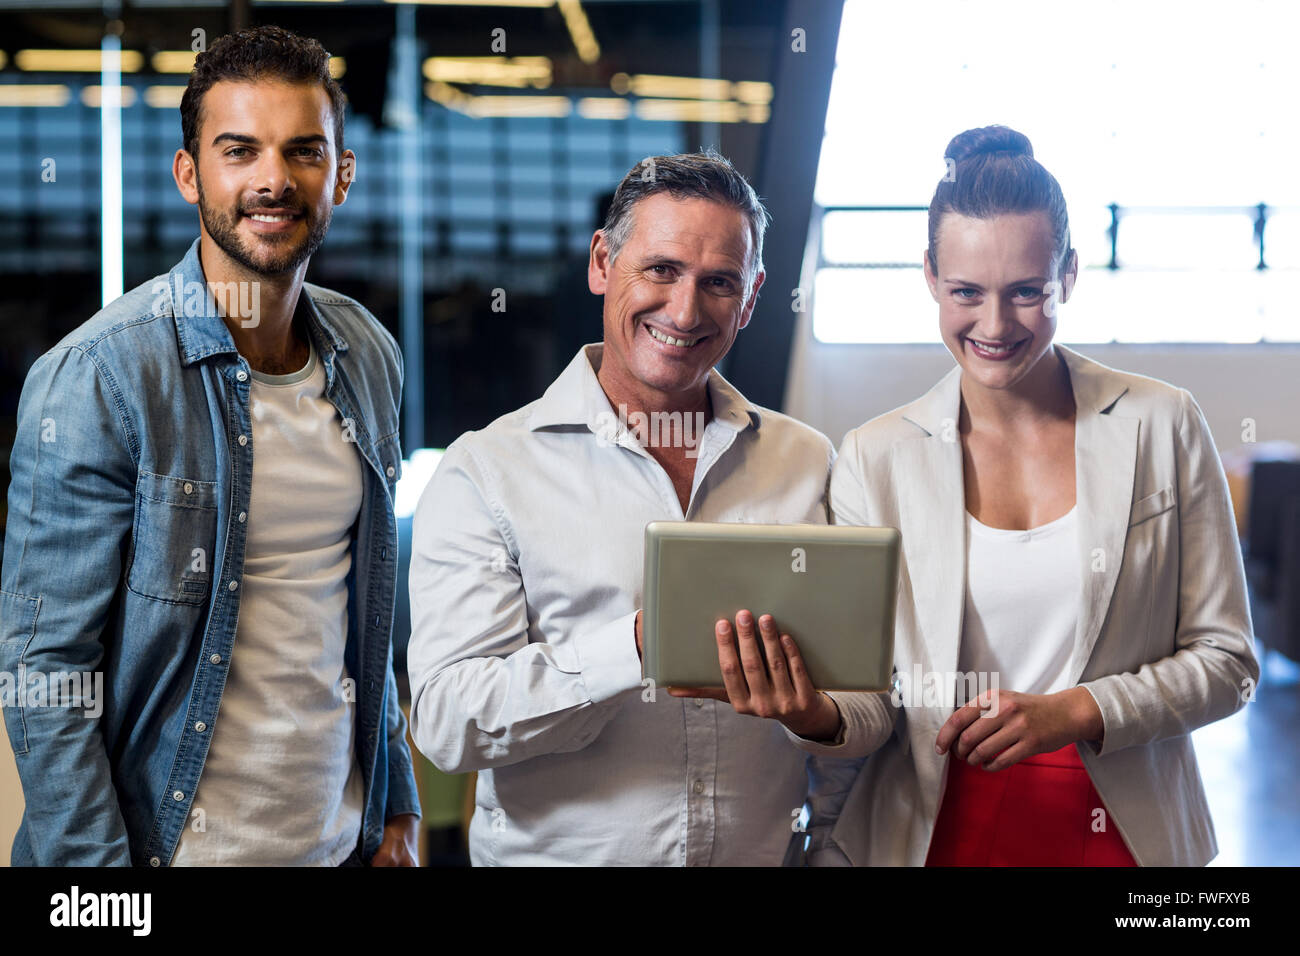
[957,506,1080,701]
[172,340,366,866]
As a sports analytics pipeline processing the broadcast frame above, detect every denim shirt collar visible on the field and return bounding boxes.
[166,238,351,379]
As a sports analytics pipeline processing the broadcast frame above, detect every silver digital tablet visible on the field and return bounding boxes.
[642,521,900,691]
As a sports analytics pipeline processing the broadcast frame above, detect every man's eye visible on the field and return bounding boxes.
[648,264,672,277]
[294,148,322,158]
[225,147,250,158]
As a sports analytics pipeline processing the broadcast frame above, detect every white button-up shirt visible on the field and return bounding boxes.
[408,344,834,865]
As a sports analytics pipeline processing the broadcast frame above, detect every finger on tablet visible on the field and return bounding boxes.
[734,609,771,696]
[715,618,749,705]
[757,614,791,692]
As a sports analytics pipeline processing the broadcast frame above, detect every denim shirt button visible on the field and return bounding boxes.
[386,465,395,478]
[236,370,248,382]
[172,790,184,801]
[210,653,222,665]
[194,721,207,733]
[238,511,247,523]
[381,548,387,560]
[373,614,380,626]
[149,857,161,868]
[238,434,248,446]
[228,580,239,591]
[183,482,193,494]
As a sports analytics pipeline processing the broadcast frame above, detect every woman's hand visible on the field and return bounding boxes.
[934,686,1104,771]
[668,609,842,742]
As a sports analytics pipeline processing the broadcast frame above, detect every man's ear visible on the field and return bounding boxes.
[335,149,357,205]
[738,268,765,331]
[922,249,940,303]
[173,148,199,206]
[588,230,610,295]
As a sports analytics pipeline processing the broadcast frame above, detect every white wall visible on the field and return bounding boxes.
[786,328,1300,455]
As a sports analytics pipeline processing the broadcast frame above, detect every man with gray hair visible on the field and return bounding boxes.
[407,151,843,865]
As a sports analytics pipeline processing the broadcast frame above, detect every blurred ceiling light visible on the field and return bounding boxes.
[153,50,343,78]
[732,80,773,105]
[0,84,72,107]
[144,85,186,109]
[464,95,571,118]
[424,80,473,112]
[423,56,551,88]
[151,50,197,73]
[557,0,600,64]
[81,85,138,108]
[576,96,629,120]
[611,72,774,106]
[16,49,145,72]
[636,98,743,123]
[386,0,555,7]
[0,52,8,70]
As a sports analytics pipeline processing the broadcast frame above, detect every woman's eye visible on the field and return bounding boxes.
[1014,286,1043,299]
[953,288,977,299]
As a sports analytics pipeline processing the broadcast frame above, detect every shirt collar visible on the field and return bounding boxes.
[527,343,763,436]
[166,237,349,368]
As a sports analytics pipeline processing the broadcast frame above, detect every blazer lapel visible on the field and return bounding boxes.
[1059,346,1139,684]
[893,367,967,691]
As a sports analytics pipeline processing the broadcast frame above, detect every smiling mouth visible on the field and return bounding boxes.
[243,210,300,223]
[646,325,703,348]
[966,336,1026,357]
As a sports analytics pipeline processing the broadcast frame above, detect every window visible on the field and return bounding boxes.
[811,0,1300,344]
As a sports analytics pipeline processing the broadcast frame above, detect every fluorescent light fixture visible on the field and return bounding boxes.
[464,95,571,118]
[81,85,138,108]
[144,85,186,109]
[101,35,125,307]
[613,72,731,100]
[424,80,473,112]
[422,56,551,89]
[0,84,72,107]
[151,50,197,73]
[16,48,144,73]
[557,0,600,64]
[636,98,742,123]
[577,96,629,120]
[385,0,554,7]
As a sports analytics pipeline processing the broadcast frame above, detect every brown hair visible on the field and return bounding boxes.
[601,149,770,290]
[927,125,1072,275]
[180,25,345,160]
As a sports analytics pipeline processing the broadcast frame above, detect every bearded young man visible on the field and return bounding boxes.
[1,25,419,866]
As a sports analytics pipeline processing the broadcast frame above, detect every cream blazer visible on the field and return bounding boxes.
[795,344,1259,867]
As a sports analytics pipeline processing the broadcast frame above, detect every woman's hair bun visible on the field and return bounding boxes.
[944,125,1033,164]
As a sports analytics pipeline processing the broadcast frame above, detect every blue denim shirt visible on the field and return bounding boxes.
[1,238,421,866]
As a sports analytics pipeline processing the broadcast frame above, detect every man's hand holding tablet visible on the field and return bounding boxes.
[663,610,843,742]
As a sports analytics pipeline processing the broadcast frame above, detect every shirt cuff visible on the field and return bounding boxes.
[570,609,645,705]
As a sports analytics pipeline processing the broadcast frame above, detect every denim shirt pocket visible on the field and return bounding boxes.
[0,588,41,754]
[126,471,219,606]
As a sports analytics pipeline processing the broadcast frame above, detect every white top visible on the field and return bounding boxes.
[172,341,366,866]
[407,344,835,866]
[957,506,1080,699]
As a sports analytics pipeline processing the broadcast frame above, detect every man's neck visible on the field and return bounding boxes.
[198,235,308,374]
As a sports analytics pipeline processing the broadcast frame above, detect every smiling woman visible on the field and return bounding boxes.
[791,125,1259,868]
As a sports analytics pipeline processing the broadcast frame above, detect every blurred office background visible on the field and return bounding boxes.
[0,0,1297,866]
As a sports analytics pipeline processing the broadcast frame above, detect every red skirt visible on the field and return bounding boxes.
[925,742,1137,866]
